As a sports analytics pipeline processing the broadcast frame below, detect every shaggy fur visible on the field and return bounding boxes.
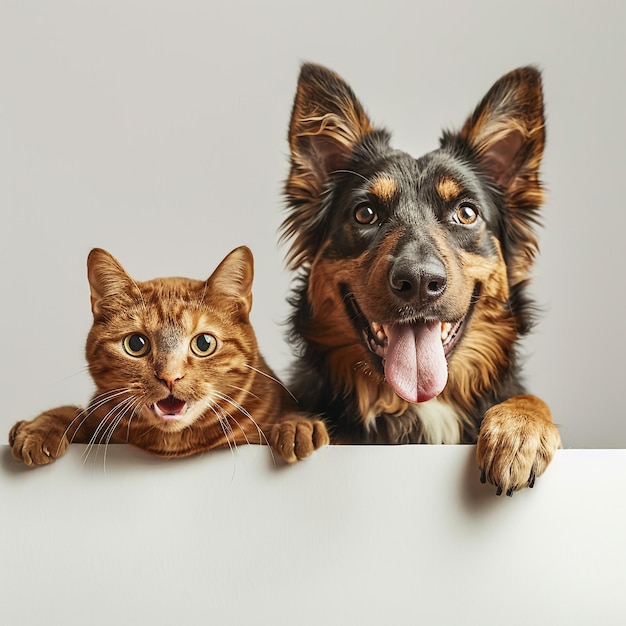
[281,63,561,495]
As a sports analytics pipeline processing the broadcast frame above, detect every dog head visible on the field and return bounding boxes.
[282,64,545,412]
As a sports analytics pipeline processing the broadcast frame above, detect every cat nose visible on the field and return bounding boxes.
[155,371,184,392]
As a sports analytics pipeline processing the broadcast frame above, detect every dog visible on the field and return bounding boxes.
[280,63,561,495]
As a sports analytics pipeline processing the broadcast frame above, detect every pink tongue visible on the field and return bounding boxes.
[383,322,448,403]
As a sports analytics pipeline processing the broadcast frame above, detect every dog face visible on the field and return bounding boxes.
[283,64,545,421]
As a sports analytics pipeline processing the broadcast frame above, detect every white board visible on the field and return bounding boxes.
[1,445,625,625]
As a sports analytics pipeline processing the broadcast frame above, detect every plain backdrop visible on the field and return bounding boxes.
[1,0,624,449]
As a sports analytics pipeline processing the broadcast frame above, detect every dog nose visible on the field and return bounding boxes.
[389,258,447,302]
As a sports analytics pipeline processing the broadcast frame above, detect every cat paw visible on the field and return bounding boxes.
[9,418,70,467]
[270,417,329,463]
[476,395,561,496]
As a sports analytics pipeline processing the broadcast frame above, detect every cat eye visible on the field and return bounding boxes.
[123,333,151,357]
[191,333,218,357]
[453,202,479,226]
[354,203,378,225]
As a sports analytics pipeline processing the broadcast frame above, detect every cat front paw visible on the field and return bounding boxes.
[270,416,329,464]
[9,417,71,467]
[476,395,561,496]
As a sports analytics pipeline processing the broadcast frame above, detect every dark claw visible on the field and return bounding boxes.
[496,486,503,496]
[506,487,514,497]
[480,469,486,484]
[528,471,536,489]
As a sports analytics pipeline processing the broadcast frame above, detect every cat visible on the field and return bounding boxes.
[9,246,328,466]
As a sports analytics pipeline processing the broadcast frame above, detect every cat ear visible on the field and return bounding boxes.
[207,246,254,315]
[455,66,545,194]
[283,63,373,268]
[87,248,136,319]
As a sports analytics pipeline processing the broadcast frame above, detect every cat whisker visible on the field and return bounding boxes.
[101,396,145,471]
[215,398,254,447]
[228,384,261,402]
[81,400,127,464]
[210,402,249,482]
[99,395,142,447]
[82,395,137,466]
[58,388,131,455]
[98,407,130,471]
[53,365,92,384]
[62,390,128,445]
[125,398,143,443]
[213,391,275,463]
[208,403,239,457]
[210,406,241,482]
[244,364,298,402]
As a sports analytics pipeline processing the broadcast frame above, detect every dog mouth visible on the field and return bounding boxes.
[344,287,478,404]
[365,319,465,359]
[152,395,188,421]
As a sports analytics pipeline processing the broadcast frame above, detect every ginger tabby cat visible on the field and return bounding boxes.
[10,246,328,466]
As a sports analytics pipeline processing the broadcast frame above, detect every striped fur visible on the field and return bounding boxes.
[10,247,328,466]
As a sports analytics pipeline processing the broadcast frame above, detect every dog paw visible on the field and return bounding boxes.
[269,416,329,464]
[476,395,561,496]
[9,418,70,467]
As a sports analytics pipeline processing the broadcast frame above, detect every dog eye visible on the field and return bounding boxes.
[191,333,218,357]
[123,333,151,357]
[453,202,479,225]
[354,203,378,225]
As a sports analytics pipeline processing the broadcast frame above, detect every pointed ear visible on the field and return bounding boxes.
[207,246,254,316]
[451,67,546,284]
[458,66,545,194]
[288,63,373,184]
[87,248,136,320]
[283,63,373,268]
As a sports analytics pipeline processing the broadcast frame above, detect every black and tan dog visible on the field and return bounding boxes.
[281,63,561,495]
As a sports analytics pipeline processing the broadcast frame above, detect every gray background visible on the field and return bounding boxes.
[2,0,624,448]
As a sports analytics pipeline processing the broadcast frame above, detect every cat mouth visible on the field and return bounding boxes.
[153,395,188,421]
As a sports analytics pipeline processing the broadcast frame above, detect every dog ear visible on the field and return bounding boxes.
[287,63,372,180]
[456,67,546,283]
[460,66,545,190]
[282,63,373,268]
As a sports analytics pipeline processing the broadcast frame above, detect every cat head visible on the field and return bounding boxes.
[85,246,260,433]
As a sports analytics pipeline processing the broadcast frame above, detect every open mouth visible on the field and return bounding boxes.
[153,395,188,421]
[364,317,466,359]
[343,285,479,404]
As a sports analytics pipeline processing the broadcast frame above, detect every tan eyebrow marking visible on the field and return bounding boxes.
[436,176,463,202]
[369,175,398,202]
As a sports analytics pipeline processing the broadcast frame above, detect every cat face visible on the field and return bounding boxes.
[85,247,259,434]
